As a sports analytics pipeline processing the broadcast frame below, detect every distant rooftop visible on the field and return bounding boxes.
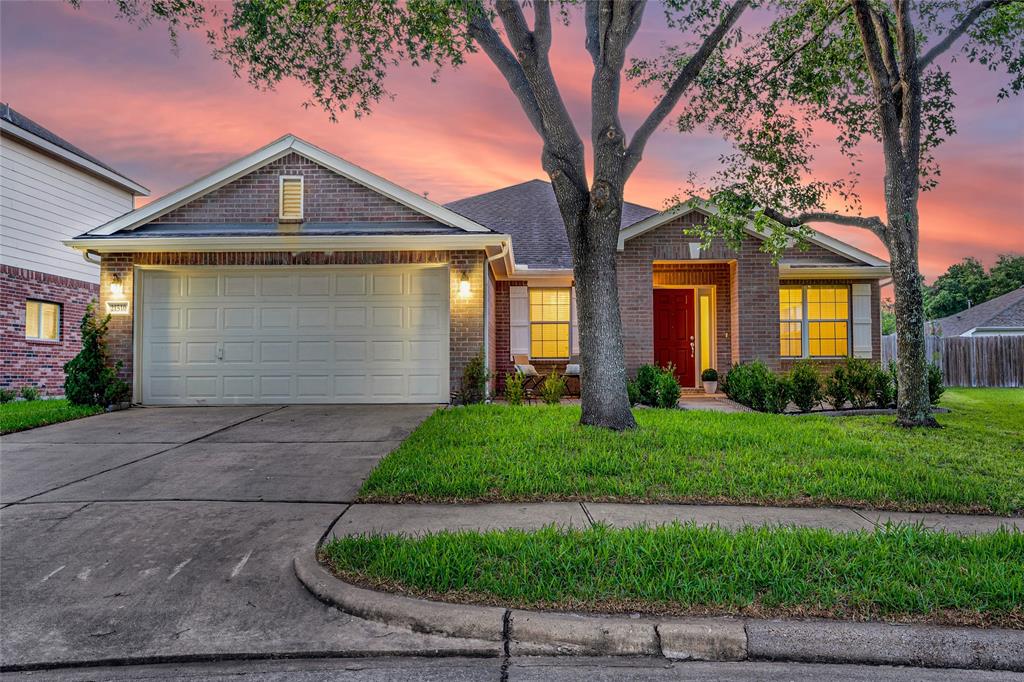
[928,286,1024,336]
[1,103,148,195]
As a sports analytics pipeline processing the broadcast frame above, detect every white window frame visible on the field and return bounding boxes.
[279,175,304,220]
[529,287,572,360]
[780,285,851,359]
[25,300,61,341]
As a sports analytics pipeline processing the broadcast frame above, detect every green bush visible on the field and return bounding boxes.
[0,388,15,404]
[788,360,822,413]
[626,379,640,407]
[761,375,792,414]
[700,367,718,382]
[458,348,491,405]
[874,364,896,408]
[824,364,851,410]
[724,361,790,412]
[634,365,661,406]
[655,367,681,409]
[928,364,945,405]
[63,303,130,407]
[19,386,40,401]
[843,358,879,409]
[504,372,525,406]
[539,371,566,405]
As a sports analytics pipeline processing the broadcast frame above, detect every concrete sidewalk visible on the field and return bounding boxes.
[329,502,1022,538]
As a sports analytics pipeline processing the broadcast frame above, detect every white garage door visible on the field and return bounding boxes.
[140,266,450,404]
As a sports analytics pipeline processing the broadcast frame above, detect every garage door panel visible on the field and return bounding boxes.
[141,266,449,404]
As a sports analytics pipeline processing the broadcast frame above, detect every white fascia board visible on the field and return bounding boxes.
[617,197,889,268]
[64,233,511,254]
[1,120,150,196]
[290,139,491,233]
[87,134,494,237]
[779,264,890,279]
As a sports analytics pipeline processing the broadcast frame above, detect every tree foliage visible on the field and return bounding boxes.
[924,253,1024,318]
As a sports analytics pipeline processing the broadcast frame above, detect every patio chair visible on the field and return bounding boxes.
[512,355,545,398]
[563,354,581,396]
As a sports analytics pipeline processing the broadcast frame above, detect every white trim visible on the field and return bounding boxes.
[780,265,891,279]
[65,234,510,254]
[617,198,889,269]
[279,175,304,220]
[0,120,150,196]
[86,135,491,236]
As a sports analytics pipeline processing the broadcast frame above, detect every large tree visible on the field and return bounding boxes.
[642,0,1023,426]
[83,0,762,430]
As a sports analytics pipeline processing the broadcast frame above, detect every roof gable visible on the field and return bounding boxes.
[86,135,491,236]
[617,198,889,268]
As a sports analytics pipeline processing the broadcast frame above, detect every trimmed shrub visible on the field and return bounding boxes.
[788,360,823,413]
[63,303,130,407]
[0,389,15,404]
[634,365,661,407]
[843,358,879,409]
[928,363,945,405]
[19,386,40,401]
[504,372,525,406]
[655,367,681,409]
[700,367,719,382]
[761,374,792,414]
[458,348,491,405]
[626,379,640,407]
[873,364,896,408]
[724,361,789,412]
[539,371,566,405]
[824,364,851,410]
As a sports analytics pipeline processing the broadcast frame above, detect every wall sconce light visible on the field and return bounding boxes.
[459,271,472,298]
[110,273,124,299]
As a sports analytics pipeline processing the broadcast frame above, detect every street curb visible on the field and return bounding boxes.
[296,553,1024,671]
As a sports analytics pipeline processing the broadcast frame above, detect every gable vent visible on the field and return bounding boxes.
[279,176,303,220]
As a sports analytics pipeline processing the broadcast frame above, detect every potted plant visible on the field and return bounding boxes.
[701,368,719,394]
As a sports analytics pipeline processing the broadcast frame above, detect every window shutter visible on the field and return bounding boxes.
[280,177,303,220]
[851,283,872,358]
[570,286,580,355]
[509,285,530,357]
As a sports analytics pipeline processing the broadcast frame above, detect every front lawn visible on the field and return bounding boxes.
[0,399,104,435]
[360,388,1024,514]
[323,523,1023,628]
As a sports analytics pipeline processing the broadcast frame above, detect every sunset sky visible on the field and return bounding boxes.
[2,1,1021,282]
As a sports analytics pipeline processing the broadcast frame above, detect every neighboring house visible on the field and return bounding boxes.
[926,286,1024,337]
[65,135,888,405]
[1,104,149,395]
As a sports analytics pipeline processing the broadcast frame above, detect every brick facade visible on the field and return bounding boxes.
[158,153,433,224]
[1,265,98,395]
[99,250,486,398]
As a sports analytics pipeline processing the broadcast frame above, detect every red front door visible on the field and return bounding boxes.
[653,288,696,387]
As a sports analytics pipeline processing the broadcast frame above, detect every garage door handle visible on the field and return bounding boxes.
[217,344,224,360]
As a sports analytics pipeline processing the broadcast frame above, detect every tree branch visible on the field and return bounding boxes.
[466,14,545,135]
[623,0,748,178]
[763,207,888,238]
[917,0,1015,71]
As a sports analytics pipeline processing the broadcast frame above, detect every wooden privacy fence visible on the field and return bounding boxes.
[881,334,1024,388]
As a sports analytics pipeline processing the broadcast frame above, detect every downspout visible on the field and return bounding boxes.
[82,249,102,266]
[482,242,509,400]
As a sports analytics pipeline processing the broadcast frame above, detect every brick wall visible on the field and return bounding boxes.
[99,250,486,398]
[615,213,882,377]
[158,153,433,224]
[1,265,98,395]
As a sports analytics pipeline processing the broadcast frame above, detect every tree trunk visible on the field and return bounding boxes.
[886,197,938,427]
[572,209,636,431]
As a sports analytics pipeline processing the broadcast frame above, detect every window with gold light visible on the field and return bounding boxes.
[529,288,570,358]
[779,286,849,358]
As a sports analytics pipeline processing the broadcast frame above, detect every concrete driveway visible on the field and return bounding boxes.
[0,404,494,670]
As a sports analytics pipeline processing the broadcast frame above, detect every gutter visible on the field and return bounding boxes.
[64,233,512,254]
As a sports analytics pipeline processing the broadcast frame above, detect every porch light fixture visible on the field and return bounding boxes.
[459,272,472,298]
[110,273,124,299]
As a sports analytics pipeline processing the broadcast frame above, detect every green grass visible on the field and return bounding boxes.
[0,399,104,434]
[360,388,1024,514]
[323,523,1024,627]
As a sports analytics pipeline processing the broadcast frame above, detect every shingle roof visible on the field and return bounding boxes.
[1,103,146,192]
[928,286,1024,336]
[445,179,657,269]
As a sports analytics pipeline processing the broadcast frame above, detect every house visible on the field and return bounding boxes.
[65,135,889,405]
[927,286,1024,337]
[1,104,149,395]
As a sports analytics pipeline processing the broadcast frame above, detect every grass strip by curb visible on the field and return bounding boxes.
[358,389,1024,514]
[0,399,104,435]
[322,523,1024,629]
